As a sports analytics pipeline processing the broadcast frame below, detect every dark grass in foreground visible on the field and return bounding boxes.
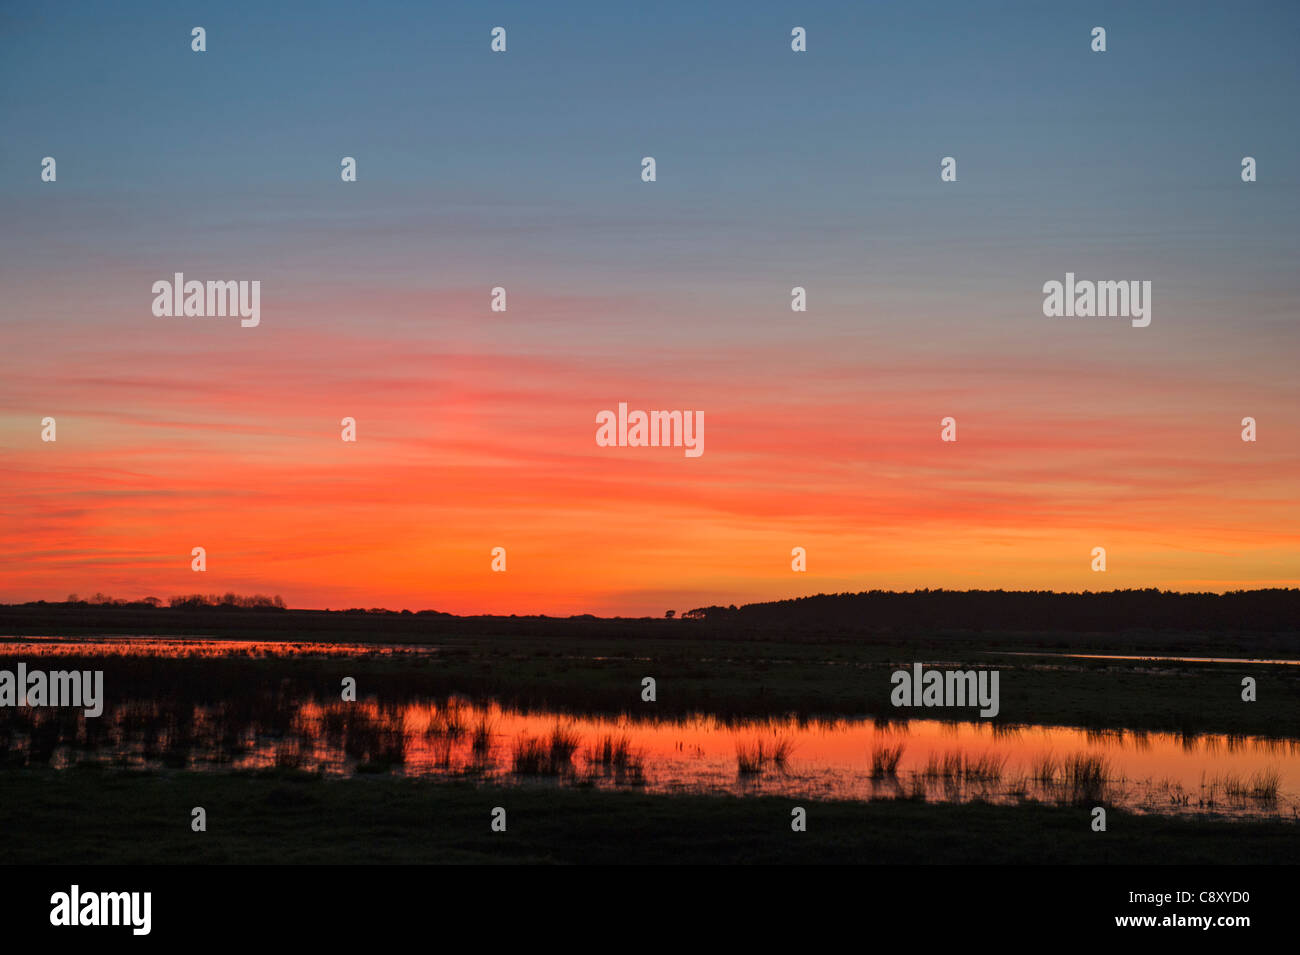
[3,768,1297,865]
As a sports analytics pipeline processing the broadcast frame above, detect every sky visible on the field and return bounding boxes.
[1,0,1297,614]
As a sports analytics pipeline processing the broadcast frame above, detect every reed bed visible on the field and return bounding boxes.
[1031,752,1059,784]
[736,737,793,775]
[1061,754,1109,803]
[870,742,906,778]
[511,725,581,775]
[470,717,493,758]
[918,750,1005,782]
[585,734,638,771]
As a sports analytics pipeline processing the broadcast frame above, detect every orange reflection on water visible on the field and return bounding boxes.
[244,698,1299,819]
[6,638,1296,820]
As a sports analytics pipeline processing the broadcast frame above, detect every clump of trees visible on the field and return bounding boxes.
[682,604,737,619]
[167,593,287,609]
[63,594,165,608]
[682,589,1300,632]
[61,593,286,610]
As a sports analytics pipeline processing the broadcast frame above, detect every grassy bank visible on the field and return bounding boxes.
[4,767,1296,864]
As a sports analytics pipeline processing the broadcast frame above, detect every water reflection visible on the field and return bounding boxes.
[3,695,1296,820]
[0,637,436,658]
[999,651,1300,666]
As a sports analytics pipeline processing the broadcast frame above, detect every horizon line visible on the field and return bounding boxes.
[5,585,1299,621]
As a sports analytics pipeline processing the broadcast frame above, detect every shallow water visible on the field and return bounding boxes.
[3,637,1297,820]
[998,651,1300,666]
[0,636,436,658]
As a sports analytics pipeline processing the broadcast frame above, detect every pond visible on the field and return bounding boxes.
[2,637,1296,820]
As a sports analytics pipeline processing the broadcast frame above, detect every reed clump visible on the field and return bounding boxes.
[1062,754,1109,803]
[870,742,906,778]
[736,737,793,775]
[511,725,580,775]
